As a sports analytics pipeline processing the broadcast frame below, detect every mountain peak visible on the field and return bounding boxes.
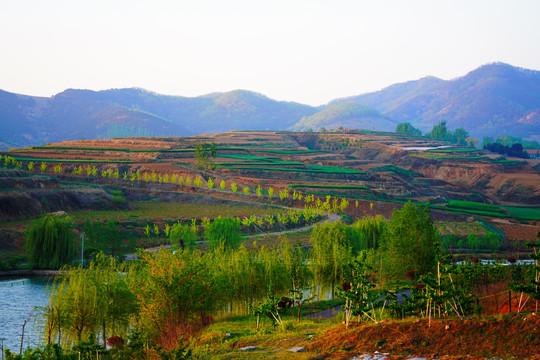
[464,62,540,79]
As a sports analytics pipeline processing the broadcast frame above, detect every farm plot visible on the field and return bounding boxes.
[370,164,423,178]
[435,220,489,237]
[426,147,480,153]
[496,223,540,241]
[439,200,509,218]
[69,201,284,222]
[410,153,491,161]
[503,206,540,221]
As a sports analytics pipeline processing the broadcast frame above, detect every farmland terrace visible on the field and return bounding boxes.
[1,130,539,255]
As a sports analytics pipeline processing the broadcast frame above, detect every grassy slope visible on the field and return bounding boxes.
[191,313,540,359]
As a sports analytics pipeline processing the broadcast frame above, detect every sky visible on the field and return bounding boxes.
[1,0,539,106]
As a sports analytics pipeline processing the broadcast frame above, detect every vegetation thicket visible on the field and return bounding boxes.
[426,121,476,146]
[483,141,530,159]
[395,122,421,136]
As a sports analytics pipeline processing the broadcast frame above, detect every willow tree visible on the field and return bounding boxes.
[42,254,136,347]
[351,215,387,251]
[206,217,242,250]
[310,221,353,300]
[169,222,196,250]
[26,214,75,269]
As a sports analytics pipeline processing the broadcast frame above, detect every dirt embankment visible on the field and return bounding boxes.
[308,314,540,359]
[0,170,128,221]
[417,163,499,189]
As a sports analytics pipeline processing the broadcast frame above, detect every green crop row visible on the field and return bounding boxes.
[410,154,489,161]
[370,165,422,178]
[219,161,305,166]
[29,146,249,153]
[304,191,409,204]
[431,203,507,218]
[10,156,134,164]
[307,165,366,174]
[223,165,365,175]
[503,206,540,221]
[253,149,327,155]
[426,148,478,153]
[217,154,281,161]
[288,184,370,190]
[232,143,294,148]
[30,146,186,153]
[446,199,506,214]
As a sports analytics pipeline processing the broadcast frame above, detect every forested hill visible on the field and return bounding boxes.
[293,102,397,132]
[329,62,540,140]
[1,62,540,150]
[0,88,320,149]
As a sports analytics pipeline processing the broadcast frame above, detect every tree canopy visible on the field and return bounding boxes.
[25,214,75,269]
[194,141,217,172]
[425,121,472,146]
[206,217,242,250]
[395,122,421,136]
[382,202,439,280]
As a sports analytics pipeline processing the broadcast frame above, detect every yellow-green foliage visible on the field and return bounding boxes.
[25,214,75,269]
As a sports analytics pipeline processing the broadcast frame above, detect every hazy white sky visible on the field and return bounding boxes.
[1,0,539,106]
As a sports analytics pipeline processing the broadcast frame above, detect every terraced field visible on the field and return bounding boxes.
[2,130,539,248]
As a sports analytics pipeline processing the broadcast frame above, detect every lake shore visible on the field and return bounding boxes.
[0,269,60,278]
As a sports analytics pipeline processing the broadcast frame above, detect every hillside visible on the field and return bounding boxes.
[2,130,539,359]
[2,62,540,150]
[331,62,540,140]
[0,88,319,150]
[293,102,397,132]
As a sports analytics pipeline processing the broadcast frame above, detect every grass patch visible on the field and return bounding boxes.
[69,202,283,221]
[190,313,335,359]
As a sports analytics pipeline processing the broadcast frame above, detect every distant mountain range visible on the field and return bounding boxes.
[1,62,539,150]
[331,62,540,141]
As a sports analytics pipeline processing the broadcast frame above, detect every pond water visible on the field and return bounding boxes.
[0,278,51,352]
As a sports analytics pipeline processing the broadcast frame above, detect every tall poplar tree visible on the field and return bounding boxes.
[382,202,439,280]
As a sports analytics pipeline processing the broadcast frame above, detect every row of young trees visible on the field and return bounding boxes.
[394,121,477,147]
